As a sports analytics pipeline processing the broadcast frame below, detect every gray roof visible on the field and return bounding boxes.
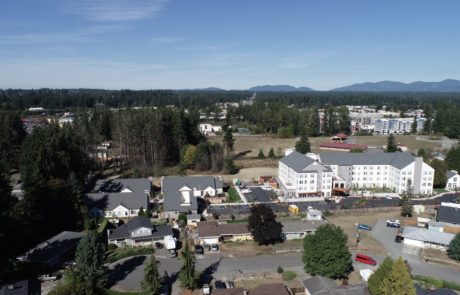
[401,226,455,246]
[446,170,458,179]
[162,176,223,212]
[320,151,416,169]
[108,218,172,240]
[282,220,327,234]
[280,151,331,173]
[87,191,149,211]
[20,231,84,265]
[302,276,370,295]
[94,178,151,194]
[0,280,28,295]
[436,205,460,225]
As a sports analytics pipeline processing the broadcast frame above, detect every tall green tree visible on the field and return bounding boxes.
[447,233,460,261]
[0,161,15,279]
[417,148,429,162]
[179,242,196,290]
[0,111,27,172]
[411,117,417,134]
[268,147,276,158]
[379,257,416,295]
[386,134,398,152]
[295,132,311,154]
[142,255,162,294]
[303,224,352,279]
[248,204,283,246]
[337,106,351,134]
[368,257,394,295]
[73,231,107,295]
[430,159,448,188]
[194,142,211,171]
[223,115,234,156]
[446,147,460,172]
[257,149,265,159]
[308,108,320,136]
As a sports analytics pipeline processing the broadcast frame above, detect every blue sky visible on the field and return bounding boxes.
[1,0,460,90]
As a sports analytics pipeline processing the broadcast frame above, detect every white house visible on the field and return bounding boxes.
[278,151,333,198]
[446,170,460,191]
[199,123,222,135]
[401,226,455,250]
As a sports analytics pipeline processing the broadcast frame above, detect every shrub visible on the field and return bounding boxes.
[277,266,284,273]
[107,244,118,251]
[282,271,297,281]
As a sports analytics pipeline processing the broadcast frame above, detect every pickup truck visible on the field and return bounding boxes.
[39,274,60,282]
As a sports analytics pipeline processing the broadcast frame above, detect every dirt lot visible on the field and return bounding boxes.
[421,248,460,271]
[327,210,404,254]
[220,241,273,257]
[234,272,304,292]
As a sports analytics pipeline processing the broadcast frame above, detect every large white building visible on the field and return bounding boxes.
[278,151,333,198]
[278,151,434,198]
[374,118,425,134]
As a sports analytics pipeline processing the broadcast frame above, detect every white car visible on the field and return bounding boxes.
[203,284,211,295]
[39,274,59,281]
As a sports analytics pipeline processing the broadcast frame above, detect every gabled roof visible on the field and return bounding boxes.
[86,192,148,211]
[249,283,290,295]
[94,178,151,194]
[126,216,153,232]
[281,220,327,233]
[446,170,458,180]
[109,222,172,241]
[401,226,455,246]
[197,221,250,238]
[280,151,331,173]
[320,151,416,169]
[303,276,336,295]
[436,205,460,225]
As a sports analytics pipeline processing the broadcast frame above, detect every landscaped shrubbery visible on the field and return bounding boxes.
[281,271,297,281]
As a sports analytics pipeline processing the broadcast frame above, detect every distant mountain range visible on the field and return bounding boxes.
[187,79,460,92]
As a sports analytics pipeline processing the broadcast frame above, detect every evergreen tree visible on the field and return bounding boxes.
[430,159,448,188]
[142,255,161,294]
[248,204,283,246]
[268,147,276,158]
[194,143,211,171]
[303,224,353,279]
[138,207,146,217]
[308,108,320,136]
[179,242,196,290]
[417,148,428,162]
[446,147,460,172]
[411,117,417,134]
[224,158,237,174]
[295,132,311,154]
[0,162,15,279]
[337,106,351,134]
[368,257,394,295]
[379,257,416,295]
[386,134,398,152]
[257,149,265,159]
[0,111,27,172]
[73,231,107,295]
[400,179,414,217]
[447,233,460,261]
[222,115,234,156]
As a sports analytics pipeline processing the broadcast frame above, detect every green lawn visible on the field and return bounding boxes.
[227,187,242,203]
[106,246,154,263]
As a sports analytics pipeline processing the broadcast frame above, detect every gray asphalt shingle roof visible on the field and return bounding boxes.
[280,151,331,173]
[402,226,455,246]
[446,170,458,179]
[162,176,222,212]
[108,217,172,240]
[319,151,416,169]
[281,220,327,233]
[436,205,460,225]
[94,178,151,194]
[87,192,149,211]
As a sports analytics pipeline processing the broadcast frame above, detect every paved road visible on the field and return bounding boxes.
[371,219,460,283]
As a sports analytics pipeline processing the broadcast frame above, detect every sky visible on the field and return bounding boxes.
[1,0,460,90]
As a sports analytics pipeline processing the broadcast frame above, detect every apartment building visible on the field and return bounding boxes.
[374,117,425,134]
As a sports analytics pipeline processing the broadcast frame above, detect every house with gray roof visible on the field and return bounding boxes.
[278,150,333,199]
[17,231,84,268]
[319,151,433,195]
[108,216,173,247]
[281,220,327,240]
[161,176,223,219]
[436,202,460,225]
[303,276,370,295]
[401,226,455,250]
[445,170,460,191]
[93,178,151,195]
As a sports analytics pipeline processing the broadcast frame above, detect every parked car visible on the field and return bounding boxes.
[63,261,77,269]
[355,253,377,266]
[386,219,400,228]
[203,244,211,252]
[203,284,211,295]
[394,235,403,243]
[195,245,204,255]
[169,249,177,258]
[211,244,219,251]
[357,224,372,231]
[155,242,164,249]
[215,280,226,289]
[39,274,60,282]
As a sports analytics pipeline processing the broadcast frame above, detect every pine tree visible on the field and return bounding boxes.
[223,115,234,156]
[446,147,460,172]
[224,158,237,174]
[400,179,414,217]
[268,147,276,158]
[142,255,161,294]
[73,231,107,295]
[303,224,353,279]
[379,257,416,295]
[430,159,448,188]
[179,242,196,290]
[411,116,417,134]
[386,134,398,152]
[257,149,265,159]
[248,204,283,246]
[447,233,460,261]
[295,132,311,154]
[368,257,394,295]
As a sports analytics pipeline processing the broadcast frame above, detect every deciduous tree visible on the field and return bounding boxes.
[248,204,283,246]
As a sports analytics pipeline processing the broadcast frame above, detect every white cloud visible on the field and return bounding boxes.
[63,0,169,22]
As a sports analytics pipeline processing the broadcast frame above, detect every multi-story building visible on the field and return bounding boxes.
[319,152,434,195]
[278,151,333,198]
[374,117,425,134]
[279,150,434,198]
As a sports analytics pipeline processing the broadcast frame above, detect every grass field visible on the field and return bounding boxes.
[227,187,242,202]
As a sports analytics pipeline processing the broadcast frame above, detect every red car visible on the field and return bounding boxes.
[355,253,377,266]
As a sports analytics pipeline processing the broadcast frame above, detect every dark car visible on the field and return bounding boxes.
[155,242,164,249]
[394,235,403,243]
[195,245,204,255]
[214,280,226,289]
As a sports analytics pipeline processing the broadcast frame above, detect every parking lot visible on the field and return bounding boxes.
[242,186,277,202]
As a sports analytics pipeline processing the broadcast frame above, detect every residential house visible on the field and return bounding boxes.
[249,283,291,295]
[162,176,223,219]
[17,231,84,268]
[108,216,173,247]
[199,123,222,135]
[278,151,333,199]
[282,220,327,240]
[307,209,323,220]
[196,221,251,245]
[436,202,460,225]
[186,213,202,229]
[400,226,455,250]
[445,170,460,191]
[319,152,434,195]
[303,276,370,295]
